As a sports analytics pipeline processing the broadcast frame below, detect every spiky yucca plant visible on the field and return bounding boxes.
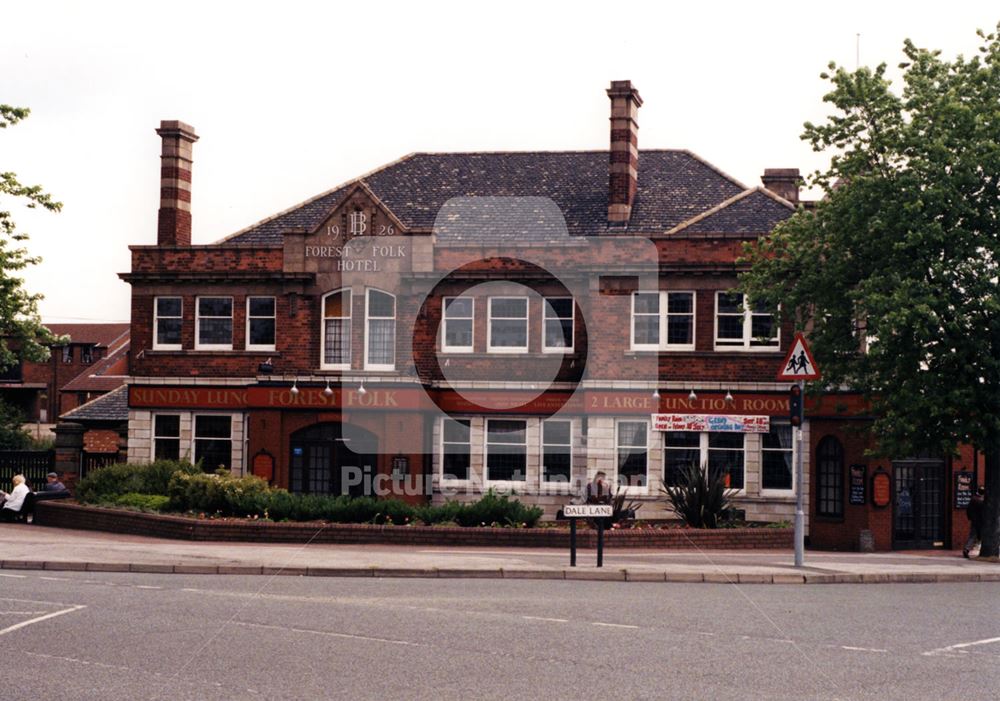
[660,462,738,529]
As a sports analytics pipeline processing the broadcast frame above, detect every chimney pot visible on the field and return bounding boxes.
[607,80,642,227]
[156,120,198,246]
[761,168,800,204]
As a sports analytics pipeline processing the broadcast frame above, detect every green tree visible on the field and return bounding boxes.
[0,105,63,369]
[0,397,32,449]
[740,26,1000,558]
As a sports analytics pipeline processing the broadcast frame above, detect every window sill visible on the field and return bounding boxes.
[712,346,782,354]
[439,352,582,359]
[624,349,780,358]
[145,350,282,357]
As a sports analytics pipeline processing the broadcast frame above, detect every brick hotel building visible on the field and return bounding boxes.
[112,81,984,551]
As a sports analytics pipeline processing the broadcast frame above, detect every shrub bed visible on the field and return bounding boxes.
[78,461,543,528]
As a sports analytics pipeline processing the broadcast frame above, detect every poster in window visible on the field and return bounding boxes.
[955,471,975,510]
[849,464,866,506]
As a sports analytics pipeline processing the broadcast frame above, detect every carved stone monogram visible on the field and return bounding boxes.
[303,187,408,271]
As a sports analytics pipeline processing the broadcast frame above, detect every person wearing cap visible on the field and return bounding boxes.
[44,472,67,493]
[963,486,986,559]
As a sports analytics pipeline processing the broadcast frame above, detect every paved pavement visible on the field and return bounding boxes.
[2,523,998,583]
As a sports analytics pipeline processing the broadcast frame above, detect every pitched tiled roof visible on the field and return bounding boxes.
[61,384,128,423]
[221,150,754,245]
[45,323,130,349]
[62,341,129,393]
[665,188,794,236]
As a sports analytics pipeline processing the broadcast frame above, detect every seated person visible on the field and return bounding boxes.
[584,471,615,504]
[44,472,67,492]
[0,474,30,521]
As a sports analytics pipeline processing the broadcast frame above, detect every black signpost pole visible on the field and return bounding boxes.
[570,518,577,567]
[596,520,604,568]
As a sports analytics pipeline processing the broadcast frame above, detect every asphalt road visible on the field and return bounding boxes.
[1,571,998,700]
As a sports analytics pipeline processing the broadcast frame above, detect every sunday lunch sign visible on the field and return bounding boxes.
[651,413,770,433]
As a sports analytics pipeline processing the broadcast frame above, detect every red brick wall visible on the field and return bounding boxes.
[84,429,120,453]
[808,418,886,551]
[130,246,282,274]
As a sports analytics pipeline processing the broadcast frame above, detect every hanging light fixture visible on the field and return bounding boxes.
[323,378,334,397]
[688,389,697,401]
[725,389,734,403]
[290,380,300,396]
[652,388,661,400]
[358,380,367,396]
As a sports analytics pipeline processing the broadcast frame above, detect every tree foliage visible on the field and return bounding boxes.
[0,104,63,369]
[740,26,1000,556]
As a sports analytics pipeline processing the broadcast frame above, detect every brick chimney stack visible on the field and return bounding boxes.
[155,120,198,246]
[607,80,643,226]
[761,168,800,205]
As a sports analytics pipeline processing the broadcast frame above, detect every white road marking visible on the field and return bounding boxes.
[923,636,1000,656]
[591,622,639,630]
[0,573,26,578]
[0,611,49,615]
[231,620,421,646]
[135,585,162,590]
[522,615,568,623]
[38,576,69,581]
[0,604,85,637]
[840,646,888,653]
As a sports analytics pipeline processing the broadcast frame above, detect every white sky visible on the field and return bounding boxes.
[3,1,997,323]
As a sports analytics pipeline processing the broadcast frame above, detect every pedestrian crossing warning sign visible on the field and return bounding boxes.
[777,332,821,381]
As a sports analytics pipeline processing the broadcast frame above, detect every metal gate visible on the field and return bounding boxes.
[0,450,55,490]
[892,457,946,549]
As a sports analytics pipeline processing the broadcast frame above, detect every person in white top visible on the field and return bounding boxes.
[0,474,30,521]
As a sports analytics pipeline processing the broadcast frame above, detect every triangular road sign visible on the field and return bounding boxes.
[777,332,821,381]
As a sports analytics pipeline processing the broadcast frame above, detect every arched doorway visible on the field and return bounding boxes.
[289,423,378,497]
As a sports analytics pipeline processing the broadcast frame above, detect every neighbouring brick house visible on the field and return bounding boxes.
[116,82,984,551]
[0,323,129,427]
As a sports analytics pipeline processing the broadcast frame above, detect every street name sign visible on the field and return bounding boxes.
[563,504,613,518]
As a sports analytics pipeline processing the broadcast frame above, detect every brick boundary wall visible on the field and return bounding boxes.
[33,502,792,549]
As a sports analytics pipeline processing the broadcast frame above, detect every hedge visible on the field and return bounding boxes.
[78,461,543,528]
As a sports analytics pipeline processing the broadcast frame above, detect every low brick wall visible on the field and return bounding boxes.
[33,502,792,549]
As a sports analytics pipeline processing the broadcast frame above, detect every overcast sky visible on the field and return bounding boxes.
[3,1,997,323]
